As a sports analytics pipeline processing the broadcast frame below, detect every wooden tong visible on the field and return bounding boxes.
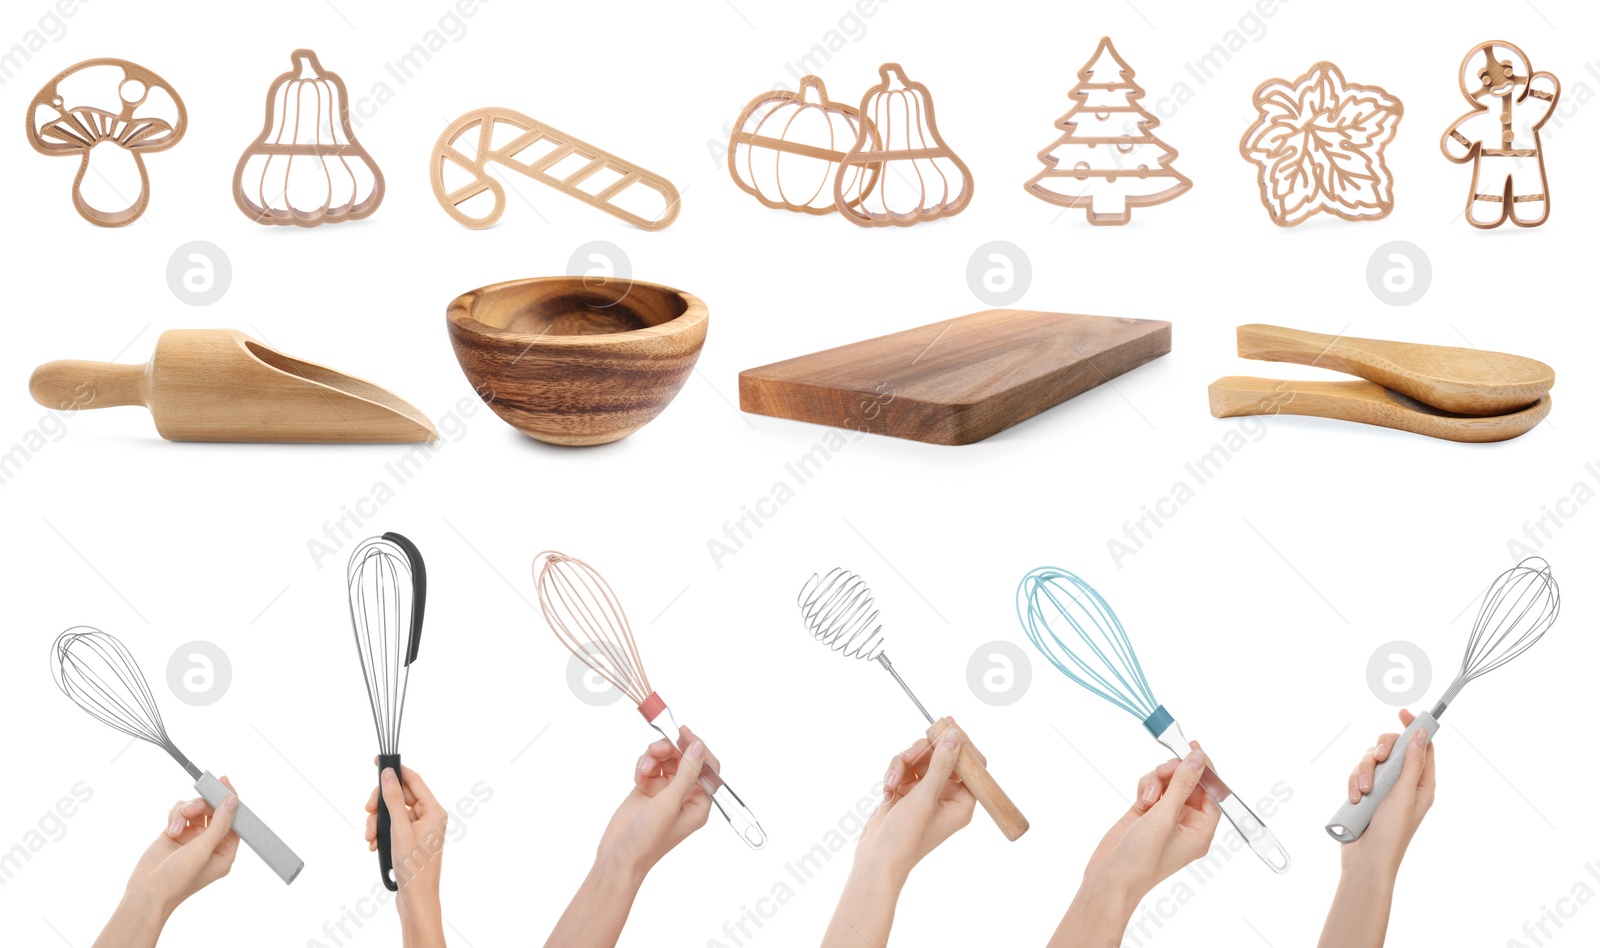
[1209,325,1553,443]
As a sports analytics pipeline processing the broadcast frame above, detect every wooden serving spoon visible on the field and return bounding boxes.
[1208,377,1550,443]
[30,329,437,443]
[1236,324,1553,416]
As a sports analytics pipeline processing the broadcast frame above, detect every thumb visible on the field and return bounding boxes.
[380,768,414,850]
[1388,722,1430,806]
[661,740,708,808]
[192,792,239,851]
[908,727,963,809]
[1151,748,1206,825]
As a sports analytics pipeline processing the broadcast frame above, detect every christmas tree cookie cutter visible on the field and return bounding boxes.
[430,107,681,231]
[728,75,881,216]
[1024,37,1190,225]
[27,59,187,227]
[1442,40,1559,228]
[834,63,973,227]
[233,49,385,227]
[1240,62,1403,226]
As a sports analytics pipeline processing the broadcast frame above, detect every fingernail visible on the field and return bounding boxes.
[1376,741,1387,758]
[687,740,705,760]
[168,813,184,836]
[1184,749,1204,770]
[1360,773,1371,792]
[941,728,959,749]
[1413,728,1428,747]
[223,795,238,812]
[1349,778,1360,803]
[884,767,898,787]
[1143,782,1160,804]
[382,768,398,786]
[638,755,654,775]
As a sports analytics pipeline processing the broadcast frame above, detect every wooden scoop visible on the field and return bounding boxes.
[1236,324,1553,416]
[1208,376,1550,443]
[30,329,437,443]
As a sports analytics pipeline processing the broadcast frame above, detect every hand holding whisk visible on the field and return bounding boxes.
[1326,556,1560,842]
[797,568,1030,841]
[51,626,304,883]
[1017,568,1291,873]
[534,551,767,850]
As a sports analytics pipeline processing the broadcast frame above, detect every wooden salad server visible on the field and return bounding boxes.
[1208,377,1550,443]
[1236,324,1554,416]
[30,329,437,443]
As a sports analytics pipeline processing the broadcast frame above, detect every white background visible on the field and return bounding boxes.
[2,1,1596,946]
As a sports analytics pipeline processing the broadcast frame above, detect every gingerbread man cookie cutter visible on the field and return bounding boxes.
[1442,40,1559,228]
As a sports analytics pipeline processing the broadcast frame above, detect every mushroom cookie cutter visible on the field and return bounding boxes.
[27,59,187,227]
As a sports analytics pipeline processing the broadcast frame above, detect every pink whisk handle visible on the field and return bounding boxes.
[640,696,767,850]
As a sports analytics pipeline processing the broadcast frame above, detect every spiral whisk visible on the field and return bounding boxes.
[1017,567,1290,871]
[1327,556,1561,842]
[534,551,767,850]
[50,627,304,883]
[347,532,426,890]
[53,626,198,777]
[797,568,1029,840]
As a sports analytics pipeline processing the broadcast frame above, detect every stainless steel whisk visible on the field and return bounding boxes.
[1017,567,1291,872]
[1326,556,1560,842]
[534,551,767,850]
[347,533,426,890]
[797,568,1030,840]
[51,626,304,883]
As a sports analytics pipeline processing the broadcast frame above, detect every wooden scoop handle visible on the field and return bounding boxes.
[30,360,149,410]
[926,716,1029,841]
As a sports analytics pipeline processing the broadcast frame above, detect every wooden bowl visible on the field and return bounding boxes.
[446,277,709,446]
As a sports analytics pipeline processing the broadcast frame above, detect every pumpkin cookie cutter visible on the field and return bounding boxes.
[1024,37,1191,225]
[835,63,973,226]
[233,49,385,226]
[430,107,680,230]
[1442,40,1559,229]
[1239,62,1403,226]
[27,58,187,227]
[728,75,881,215]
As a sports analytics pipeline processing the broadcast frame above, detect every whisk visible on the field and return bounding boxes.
[1017,568,1291,872]
[534,551,766,850]
[348,533,426,890]
[51,626,304,883]
[797,568,1029,841]
[1326,556,1560,842]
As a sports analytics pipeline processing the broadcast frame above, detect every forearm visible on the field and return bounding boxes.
[94,892,169,948]
[1317,863,1397,948]
[400,893,448,948]
[543,856,646,948]
[1048,873,1137,948]
[821,856,907,948]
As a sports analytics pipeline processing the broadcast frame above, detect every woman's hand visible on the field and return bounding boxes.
[595,728,713,880]
[1317,709,1437,948]
[92,780,241,948]
[1049,746,1220,948]
[821,724,977,947]
[364,763,448,948]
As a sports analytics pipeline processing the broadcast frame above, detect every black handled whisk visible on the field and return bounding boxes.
[51,626,304,883]
[347,533,426,891]
[1326,556,1560,842]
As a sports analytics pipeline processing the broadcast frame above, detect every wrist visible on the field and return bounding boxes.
[848,848,912,897]
[1077,868,1141,922]
[1339,844,1403,887]
[591,847,650,896]
[106,889,172,945]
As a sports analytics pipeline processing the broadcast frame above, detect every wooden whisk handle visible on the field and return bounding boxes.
[926,716,1029,841]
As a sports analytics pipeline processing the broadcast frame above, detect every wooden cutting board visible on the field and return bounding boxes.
[738,310,1170,445]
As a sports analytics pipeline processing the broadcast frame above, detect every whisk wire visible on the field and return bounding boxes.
[535,552,652,706]
[52,627,199,778]
[1437,556,1559,710]
[1018,568,1159,722]
[348,537,420,756]
[797,569,887,661]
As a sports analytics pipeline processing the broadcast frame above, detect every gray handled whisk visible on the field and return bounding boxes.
[534,551,767,850]
[1017,568,1291,873]
[1326,556,1560,842]
[797,568,1030,841]
[51,626,304,883]
[347,532,426,891]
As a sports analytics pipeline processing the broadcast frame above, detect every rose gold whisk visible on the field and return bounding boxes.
[534,551,766,850]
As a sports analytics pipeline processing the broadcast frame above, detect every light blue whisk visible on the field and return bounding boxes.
[1018,567,1291,873]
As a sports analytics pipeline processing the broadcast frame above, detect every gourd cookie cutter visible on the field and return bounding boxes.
[835,63,973,226]
[429,107,681,231]
[233,49,385,226]
[1442,40,1559,229]
[728,75,881,216]
[27,59,187,227]
[1239,62,1403,226]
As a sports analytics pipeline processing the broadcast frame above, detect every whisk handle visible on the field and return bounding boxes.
[194,771,304,885]
[377,753,400,891]
[1325,711,1438,843]
[926,717,1029,842]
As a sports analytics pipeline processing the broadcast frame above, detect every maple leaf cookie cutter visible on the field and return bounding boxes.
[1239,62,1403,226]
[27,59,187,227]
